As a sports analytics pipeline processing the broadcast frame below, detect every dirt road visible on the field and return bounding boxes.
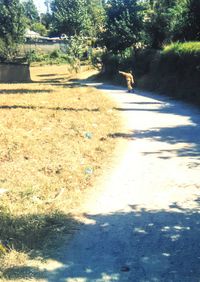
[49,85,200,282]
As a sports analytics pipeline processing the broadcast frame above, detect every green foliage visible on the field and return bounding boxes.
[133,48,158,77]
[31,22,48,36]
[25,50,44,63]
[96,48,135,79]
[86,0,106,37]
[25,35,90,69]
[99,41,200,103]
[143,0,178,48]
[40,12,53,31]
[137,42,200,103]
[51,0,93,36]
[25,49,68,64]
[65,36,86,59]
[50,0,105,37]
[49,49,62,58]
[63,35,87,72]
[163,42,200,55]
[90,48,105,69]
[0,0,26,61]
[142,0,200,48]
[100,0,143,53]
[172,0,200,41]
[23,0,40,24]
[0,37,18,62]
[101,52,120,76]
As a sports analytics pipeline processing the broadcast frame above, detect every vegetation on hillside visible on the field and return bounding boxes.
[137,42,200,102]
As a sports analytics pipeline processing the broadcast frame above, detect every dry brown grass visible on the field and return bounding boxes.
[0,65,121,280]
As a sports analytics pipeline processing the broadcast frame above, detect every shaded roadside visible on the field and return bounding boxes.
[3,204,200,282]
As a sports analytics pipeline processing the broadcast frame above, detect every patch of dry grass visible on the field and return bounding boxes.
[0,65,121,280]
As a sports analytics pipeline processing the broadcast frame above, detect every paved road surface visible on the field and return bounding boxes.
[48,85,200,282]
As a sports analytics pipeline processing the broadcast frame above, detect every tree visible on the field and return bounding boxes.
[142,0,200,48]
[31,22,48,36]
[40,12,53,31]
[143,0,178,49]
[86,0,106,37]
[23,0,40,24]
[51,0,93,36]
[63,35,86,72]
[44,0,52,14]
[99,0,143,53]
[0,0,26,61]
[23,0,48,36]
[172,0,200,41]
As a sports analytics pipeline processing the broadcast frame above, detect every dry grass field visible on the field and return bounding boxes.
[0,65,122,281]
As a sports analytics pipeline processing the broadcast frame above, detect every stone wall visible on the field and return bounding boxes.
[0,63,31,83]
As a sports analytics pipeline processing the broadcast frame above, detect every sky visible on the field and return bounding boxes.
[33,0,46,14]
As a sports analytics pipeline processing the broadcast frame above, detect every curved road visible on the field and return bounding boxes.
[49,85,200,282]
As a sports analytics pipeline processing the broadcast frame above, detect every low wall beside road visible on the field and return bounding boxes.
[0,63,31,83]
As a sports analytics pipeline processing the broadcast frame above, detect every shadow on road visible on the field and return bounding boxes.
[3,202,200,281]
[107,88,200,164]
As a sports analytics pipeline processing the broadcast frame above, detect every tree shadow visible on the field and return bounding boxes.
[108,132,135,140]
[0,105,100,112]
[0,89,53,95]
[38,77,66,83]
[133,125,200,158]
[109,90,200,163]
[123,101,163,105]
[0,211,81,280]
[3,200,200,281]
[109,123,200,162]
[38,74,58,77]
[0,211,79,253]
[57,82,89,88]
[63,79,200,164]
[33,80,89,89]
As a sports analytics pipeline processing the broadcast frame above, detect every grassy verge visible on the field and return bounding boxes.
[0,64,122,281]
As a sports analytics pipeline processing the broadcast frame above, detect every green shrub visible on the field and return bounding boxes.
[100,42,200,104]
[100,50,135,78]
[0,37,20,62]
[90,48,104,69]
[31,22,48,37]
[137,42,200,103]
[133,49,158,77]
[25,49,68,65]
[163,42,200,55]
[49,49,62,59]
[101,52,120,77]
[159,42,200,76]
[25,50,47,63]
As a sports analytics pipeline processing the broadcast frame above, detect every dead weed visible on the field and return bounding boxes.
[0,64,121,279]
